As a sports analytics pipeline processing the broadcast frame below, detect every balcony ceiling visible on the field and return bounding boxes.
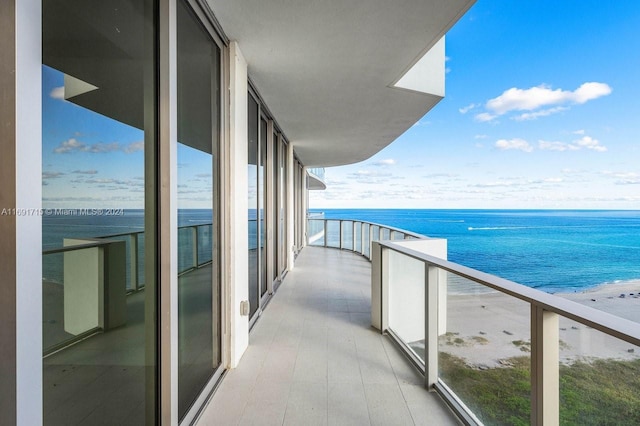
[208,0,475,167]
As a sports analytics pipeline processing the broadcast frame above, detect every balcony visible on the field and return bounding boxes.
[202,218,640,425]
[198,246,460,425]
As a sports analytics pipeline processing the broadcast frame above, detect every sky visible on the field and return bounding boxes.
[310,0,640,209]
[42,66,212,209]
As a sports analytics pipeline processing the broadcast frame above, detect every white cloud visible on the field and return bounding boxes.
[50,86,65,100]
[54,138,87,153]
[538,140,579,152]
[573,129,585,135]
[474,112,497,122]
[124,141,144,153]
[495,138,533,152]
[89,142,120,153]
[486,82,611,114]
[56,138,113,154]
[370,159,396,167]
[538,134,606,152]
[423,173,457,179]
[574,135,607,152]
[459,103,477,114]
[54,138,145,154]
[72,169,98,175]
[475,82,611,122]
[512,106,568,121]
[602,171,639,184]
[474,134,488,139]
[43,171,64,179]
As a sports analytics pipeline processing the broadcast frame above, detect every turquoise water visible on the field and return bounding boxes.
[313,209,640,293]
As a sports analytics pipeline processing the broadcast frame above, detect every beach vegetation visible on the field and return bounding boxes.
[439,352,640,425]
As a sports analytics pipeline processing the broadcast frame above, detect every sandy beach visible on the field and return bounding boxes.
[439,280,640,368]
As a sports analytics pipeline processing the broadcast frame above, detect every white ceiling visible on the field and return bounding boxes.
[208,0,476,167]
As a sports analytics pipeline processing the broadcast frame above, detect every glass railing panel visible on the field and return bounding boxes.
[342,221,353,250]
[387,249,425,360]
[354,222,362,253]
[307,219,325,246]
[326,220,340,248]
[439,272,531,425]
[363,223,371,258]
[43,246,111,354]
[43,251,66,353]
[197,224,213,265]
[391,230,405,241]
[558,318,640,425]
[371,225,380,243]
[381,228,391,240]
[178,226,196,274]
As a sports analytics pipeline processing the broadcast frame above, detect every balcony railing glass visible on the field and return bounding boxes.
[42,223,213,355]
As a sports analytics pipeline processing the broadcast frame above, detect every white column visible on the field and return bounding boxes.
[9,0,43,423]
[425,265,439,388]
[227,41,249,368]
[157,0,178,421]
[286,143,295,271]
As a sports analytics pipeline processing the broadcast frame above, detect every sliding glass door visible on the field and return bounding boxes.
[248,94,260,318]
[42,0,158,423]
[176,0,222,420]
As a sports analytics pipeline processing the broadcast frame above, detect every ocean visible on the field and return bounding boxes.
[312,209,640,294]
[42,209,640,294]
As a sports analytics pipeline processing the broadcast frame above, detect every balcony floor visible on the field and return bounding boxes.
[198,247,460,426]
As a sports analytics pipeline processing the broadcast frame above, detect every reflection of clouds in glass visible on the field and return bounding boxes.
[53,138,144,154]
[49,86,65,100]
[123,141,144,153]
[43,171,65,179]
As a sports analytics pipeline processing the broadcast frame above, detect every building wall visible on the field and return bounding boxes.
[0,0,43,424]
[228,41,250,368]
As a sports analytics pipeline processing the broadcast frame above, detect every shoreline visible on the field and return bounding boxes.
[441,279,640,368]
[554,279,640,323]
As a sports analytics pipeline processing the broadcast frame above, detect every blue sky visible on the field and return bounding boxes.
[311,0,640,209]
[42,66,211,209]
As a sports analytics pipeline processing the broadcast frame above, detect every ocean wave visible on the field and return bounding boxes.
[468,226,546,231]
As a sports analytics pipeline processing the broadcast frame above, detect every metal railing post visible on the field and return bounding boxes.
[192,226,198,268]
[339,220,344,249]
[531,306,559,425]
[324,220,328,247]
[352,221,356,251]
[368,225,374,260]
[425,264,439,388]
[130,233,139,290]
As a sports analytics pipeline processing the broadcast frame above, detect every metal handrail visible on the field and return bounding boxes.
[378,239,640,347]
[307,217,423,260]
[42,222,215,290]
